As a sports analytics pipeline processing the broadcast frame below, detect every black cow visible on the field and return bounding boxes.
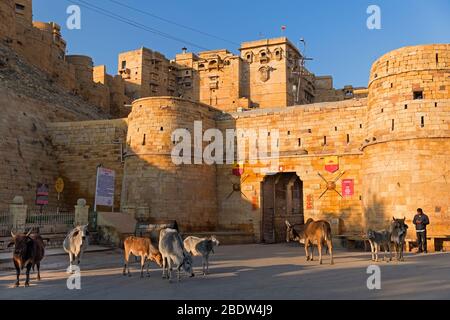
[8,230,45,287]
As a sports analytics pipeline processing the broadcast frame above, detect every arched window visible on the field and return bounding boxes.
[244,52,253,63]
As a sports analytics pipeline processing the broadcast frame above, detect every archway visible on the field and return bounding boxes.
[261,172,304,243]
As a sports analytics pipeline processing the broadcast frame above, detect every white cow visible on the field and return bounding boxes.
[158,228,194,282]
[184,235,219,275]
[63,225,89,273]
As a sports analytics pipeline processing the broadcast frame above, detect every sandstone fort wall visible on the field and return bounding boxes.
[47,119,128,210]
[216,99,367,239]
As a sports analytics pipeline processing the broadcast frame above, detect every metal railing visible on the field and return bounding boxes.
[0,211,13,237]
[25,206,75,234]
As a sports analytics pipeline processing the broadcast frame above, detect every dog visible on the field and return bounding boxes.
[367,229,392,262]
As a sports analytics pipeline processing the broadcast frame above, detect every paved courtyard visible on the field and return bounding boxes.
[1,243,449,300]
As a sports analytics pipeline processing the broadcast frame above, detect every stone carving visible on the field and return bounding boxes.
[259,66,273,82]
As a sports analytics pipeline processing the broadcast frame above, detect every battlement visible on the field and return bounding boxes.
[369,44,450,85]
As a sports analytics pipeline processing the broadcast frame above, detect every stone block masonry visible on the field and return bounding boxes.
[47,119,128,211]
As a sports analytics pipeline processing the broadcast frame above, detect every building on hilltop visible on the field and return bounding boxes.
[1,0,364,118]
[118,37,365,113]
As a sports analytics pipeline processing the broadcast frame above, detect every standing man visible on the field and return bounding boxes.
[413,208,430,253]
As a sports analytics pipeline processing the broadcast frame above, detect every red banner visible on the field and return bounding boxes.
[306,194,314,209]
[342,179,354,197]
[36,183,49,205]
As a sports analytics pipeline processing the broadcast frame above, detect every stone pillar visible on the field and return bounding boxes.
[10,196,27,232]
[74,198,89,226]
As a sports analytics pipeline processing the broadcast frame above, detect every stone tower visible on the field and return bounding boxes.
[14,0,32,30]
[195,49,242,112]
[362,44,450,233]
[66,55,94,94]
[120,97,220,231]
[239,37,305,108]
[118,48,177,101]
[0,0,16,43]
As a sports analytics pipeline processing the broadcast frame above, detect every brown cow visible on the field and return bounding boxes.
[8,230,45,287]
[122,236,163,278]
[285,219,334,265]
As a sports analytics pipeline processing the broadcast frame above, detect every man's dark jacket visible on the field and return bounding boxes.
[413,213,430,231]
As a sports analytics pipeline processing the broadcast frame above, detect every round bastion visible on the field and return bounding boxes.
[121,97,220,232]
[362,44,450,234]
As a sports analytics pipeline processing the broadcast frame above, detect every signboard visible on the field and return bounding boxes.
[94,167,115,210]
[36,183,49,205]
[342,179,354,197]
[232,162,244,176]
[55,177,64,193]
[324,156,339,173]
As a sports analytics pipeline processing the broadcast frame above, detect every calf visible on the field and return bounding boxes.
[8,230,45,287]
[184,235,219,275]
[123,236,163,278]
[367,229,392,262]
[286,219,334,265]
[63,225,89,273]
[159,228,194,282]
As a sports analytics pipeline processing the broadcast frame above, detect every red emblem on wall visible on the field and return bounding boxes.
[342,179,354,197]
[232,163,244,176]
[324,156,339,173]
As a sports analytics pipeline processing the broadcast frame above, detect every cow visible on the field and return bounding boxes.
[8,230,45,287]
[184,235,219,275]
[63,225,89,273]
[285,219,334,265]
[367,229,392,262]
[159,228,194,282]
[390,217,409,261]
[122,236,163,278]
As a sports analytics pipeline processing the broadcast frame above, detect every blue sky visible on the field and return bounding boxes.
[34,0,449,88]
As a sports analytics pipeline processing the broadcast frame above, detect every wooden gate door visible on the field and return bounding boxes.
[262,176,275,243]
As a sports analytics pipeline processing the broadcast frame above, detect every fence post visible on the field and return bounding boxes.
[74,199,89,226]
[10,196,27,232]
